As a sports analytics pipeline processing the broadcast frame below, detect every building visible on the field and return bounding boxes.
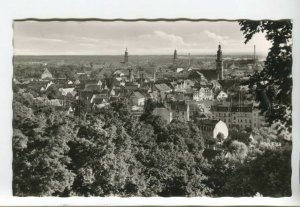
[129,91,146,106]
[153,83,172,101]
[193,87,214,101]
[91,95,109,109]
[216,44,224,80]
[176,68,184,73]
[121,48,129,64]
[154,83,172,93]
[190,55,227,81]
[190,70,218,82]
[169,101,190,122]
[43,98,64,107]
[173,49,178,65]
[198,119,228,139]
[252,108,266,128]
[216,90,228,101]
[83,84,102,93]
[211,102,265,129]
[171,79,194,92]
[124,82,139,91]
[41,68,53,80]
[59,87,76,97]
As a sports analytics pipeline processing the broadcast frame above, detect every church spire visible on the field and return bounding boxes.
[173,49,178,64]
[217,43,222,61]
[216,44,224,80]
[124,48,129,64]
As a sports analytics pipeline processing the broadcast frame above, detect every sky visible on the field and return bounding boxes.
[13,21,272,56]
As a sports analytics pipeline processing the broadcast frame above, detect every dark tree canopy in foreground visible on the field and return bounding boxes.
[239,20,292,133]
[13,91,291,197]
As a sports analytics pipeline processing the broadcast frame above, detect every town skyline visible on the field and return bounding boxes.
[12,19,292,198]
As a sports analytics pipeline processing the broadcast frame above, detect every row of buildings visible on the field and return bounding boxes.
[14,44,266,143]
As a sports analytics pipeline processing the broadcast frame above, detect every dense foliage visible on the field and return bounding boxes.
[239,20,292,133]
[13,91,291,197]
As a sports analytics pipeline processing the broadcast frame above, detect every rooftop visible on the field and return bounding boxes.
[131,91,145,99]
[155,83,172,92]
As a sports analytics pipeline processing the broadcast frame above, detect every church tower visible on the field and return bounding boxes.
[173,49,178,65]
[124,48,129,64]
[216,44,224,80]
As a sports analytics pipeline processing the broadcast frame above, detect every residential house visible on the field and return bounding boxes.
[153,83,172,101]
[59,87,77,109]
[129,91,146,106]
[59,87,76,97]
[176,68,184,73]
[171,79,194,92]
[193,87,214,101]
[91,95,109,109]
[84,84,102,93]
[216,90,228,101]
[169,101,190,122]
[124,82,140,91]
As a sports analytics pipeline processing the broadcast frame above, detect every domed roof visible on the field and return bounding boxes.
[213,120,228,139]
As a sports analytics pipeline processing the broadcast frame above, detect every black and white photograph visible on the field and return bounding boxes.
[12,19,292,198]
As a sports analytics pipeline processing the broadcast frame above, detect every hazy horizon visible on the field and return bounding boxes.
[14,21,271,56]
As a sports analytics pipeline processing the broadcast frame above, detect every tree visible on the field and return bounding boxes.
[216,132,225,142]
[239,20,292,133]
[13,99,76,196]
[46,85,61,100]
[227,128,252,146]
[228,140,248,159]
[207,126,292,197]
[219,146,292,197]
